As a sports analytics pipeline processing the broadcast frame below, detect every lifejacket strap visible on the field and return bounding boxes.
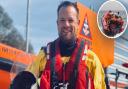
[49,40,59,88]
[69,39,85,89]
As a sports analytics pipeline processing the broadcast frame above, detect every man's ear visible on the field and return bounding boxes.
[78,19,80,25]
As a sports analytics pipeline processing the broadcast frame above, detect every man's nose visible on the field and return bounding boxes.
[63,20,70,27]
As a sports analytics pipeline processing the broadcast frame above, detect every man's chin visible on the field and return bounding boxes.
[60,37,75,44]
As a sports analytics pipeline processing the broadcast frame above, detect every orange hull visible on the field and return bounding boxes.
[0,43,35,89]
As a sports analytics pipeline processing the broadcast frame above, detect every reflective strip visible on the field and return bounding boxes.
[47,44,50,60]
[88,78,91,89]
[47,44,50,54]
[82,44,88,60]
[84,44,88,54]
[47,55,50,60]
[82,55,86,61]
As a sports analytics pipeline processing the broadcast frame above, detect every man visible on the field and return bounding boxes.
[11,1,106,89]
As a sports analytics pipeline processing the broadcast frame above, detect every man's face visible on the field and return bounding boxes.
[57,6,79,44]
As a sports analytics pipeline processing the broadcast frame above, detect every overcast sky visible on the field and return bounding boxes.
[0,0,127,54]
[100,0,127,11]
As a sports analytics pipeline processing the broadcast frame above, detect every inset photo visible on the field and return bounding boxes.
[97,0,128,38]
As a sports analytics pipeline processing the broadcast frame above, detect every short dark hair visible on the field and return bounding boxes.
[57,1,79,18]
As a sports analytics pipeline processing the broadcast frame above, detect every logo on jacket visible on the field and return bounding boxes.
[53,82,69,89]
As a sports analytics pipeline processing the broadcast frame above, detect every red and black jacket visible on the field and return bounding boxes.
[40,39,94,89]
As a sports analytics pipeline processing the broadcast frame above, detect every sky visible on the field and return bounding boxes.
[100,0,127,11]
[0,0,128,54]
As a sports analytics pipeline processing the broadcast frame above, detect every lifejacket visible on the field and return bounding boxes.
[40,39,94,89]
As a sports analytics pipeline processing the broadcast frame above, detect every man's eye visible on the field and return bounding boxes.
[60,19,65,22]
[59,19,76,23]
[68,19,74,23]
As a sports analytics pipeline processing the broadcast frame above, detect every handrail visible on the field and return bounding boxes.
[108,74,128,84]
[108,64,128,74]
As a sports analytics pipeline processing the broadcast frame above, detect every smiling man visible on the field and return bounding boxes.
[10,1,106,89]
[57,3,79,45]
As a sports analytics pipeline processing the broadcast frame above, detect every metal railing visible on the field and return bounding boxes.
[107,39,128,89]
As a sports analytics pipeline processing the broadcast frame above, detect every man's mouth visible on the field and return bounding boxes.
[63,28,72,33]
